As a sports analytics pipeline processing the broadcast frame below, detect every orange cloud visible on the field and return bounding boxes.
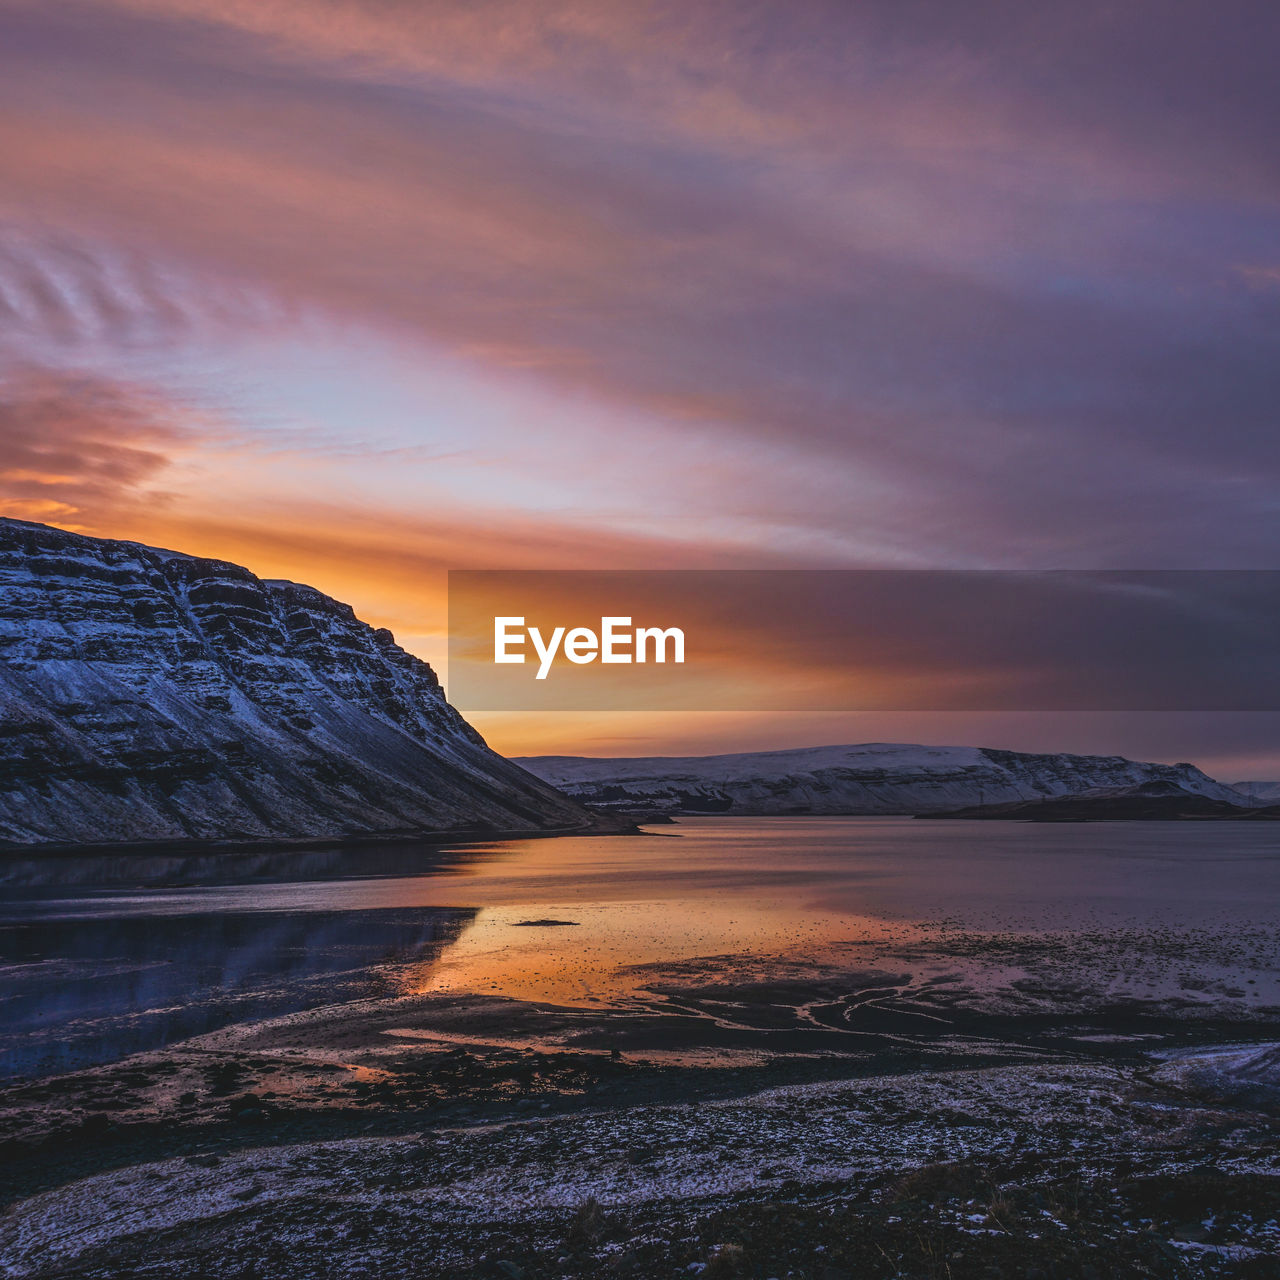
[0,367,195,528]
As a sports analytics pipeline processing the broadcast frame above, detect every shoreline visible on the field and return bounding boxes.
[0,818,639,861]
[10,806,1276,862]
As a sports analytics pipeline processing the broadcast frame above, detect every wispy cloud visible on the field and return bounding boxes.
[0,2,1273,567]
[1,0,1278,758]
[0,367,195,526]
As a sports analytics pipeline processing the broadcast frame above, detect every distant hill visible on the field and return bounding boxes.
[1233,780,1280,804]
[516,743,1253,817]
[920,780,1278,822]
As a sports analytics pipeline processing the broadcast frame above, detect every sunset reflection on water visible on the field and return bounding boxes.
[5,816,1279,1078]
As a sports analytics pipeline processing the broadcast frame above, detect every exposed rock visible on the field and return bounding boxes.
[0,519,595,846]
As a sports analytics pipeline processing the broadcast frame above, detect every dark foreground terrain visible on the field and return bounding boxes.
[2,962,1278,1278]
[6,1054,1280,1279]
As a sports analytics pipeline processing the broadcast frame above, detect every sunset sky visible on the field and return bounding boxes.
[3,1,1279,773]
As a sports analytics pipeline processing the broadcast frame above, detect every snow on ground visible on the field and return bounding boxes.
[2,1059,1265,1278]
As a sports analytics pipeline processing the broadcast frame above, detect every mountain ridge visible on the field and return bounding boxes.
[920,779,1279,822]
[1232,780,1280,804]
[0,519,594,847]
[517,742,1251,816]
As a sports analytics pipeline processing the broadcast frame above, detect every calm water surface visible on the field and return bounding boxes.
[3,817,1279,1078]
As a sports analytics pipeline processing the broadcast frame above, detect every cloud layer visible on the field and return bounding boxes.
[2,0,1278,761]
[0,369,191,525]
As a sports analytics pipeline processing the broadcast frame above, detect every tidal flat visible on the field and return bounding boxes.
[2,818,1278,1278]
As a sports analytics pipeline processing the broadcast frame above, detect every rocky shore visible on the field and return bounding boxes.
[2,935,1278,1279]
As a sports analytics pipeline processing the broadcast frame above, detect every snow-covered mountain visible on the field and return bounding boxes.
[516,742,1252,816]
[1232,780,1280,804]
[0,519,594,846]
[923,779,1270,822]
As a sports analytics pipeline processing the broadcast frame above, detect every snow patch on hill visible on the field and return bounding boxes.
[517,743,1251,816]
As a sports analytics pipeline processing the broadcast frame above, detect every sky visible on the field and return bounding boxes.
[2,0,1279,774]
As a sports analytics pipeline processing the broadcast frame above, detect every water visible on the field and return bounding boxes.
[3,817,1279,1080]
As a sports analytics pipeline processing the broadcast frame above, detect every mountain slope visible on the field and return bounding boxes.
[1232,780,1280,804]
[922,780,1272,821]
[516,743,1251,816]
[0,519,593,846]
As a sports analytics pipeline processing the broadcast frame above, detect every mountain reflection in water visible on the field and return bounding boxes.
[0,843,482,891]
[0,903,474,1080]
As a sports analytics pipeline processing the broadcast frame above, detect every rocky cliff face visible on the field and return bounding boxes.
[0,519,593,846]
[516,742,1250,816]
